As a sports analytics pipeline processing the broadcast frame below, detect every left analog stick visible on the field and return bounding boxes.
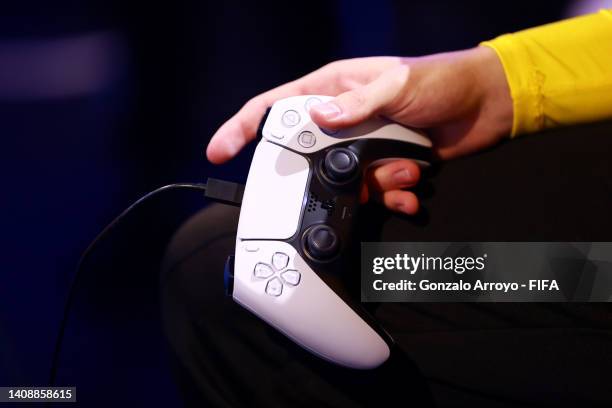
[305,224,340,260]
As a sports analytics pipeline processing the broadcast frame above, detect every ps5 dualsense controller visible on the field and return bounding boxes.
[224,95,432,369]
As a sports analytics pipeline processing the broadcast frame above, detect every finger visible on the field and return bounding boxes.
[359,182,369,203]
[206,81,303,164]
[380,190,420,215]
[309,64,410,129]
[206,64,352,164]
[206,57,404,163]
[366,159,420,193]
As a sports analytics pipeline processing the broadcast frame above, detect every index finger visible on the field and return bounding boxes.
[205,66,348,164]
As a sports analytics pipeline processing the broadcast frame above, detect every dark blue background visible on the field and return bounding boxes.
[1,0,568,405]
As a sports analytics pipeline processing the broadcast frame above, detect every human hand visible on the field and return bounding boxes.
[206,46,512,214]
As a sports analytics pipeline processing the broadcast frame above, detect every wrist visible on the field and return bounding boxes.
[470,46,514,138]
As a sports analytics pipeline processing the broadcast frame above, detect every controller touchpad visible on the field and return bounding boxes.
[237,140,309,240]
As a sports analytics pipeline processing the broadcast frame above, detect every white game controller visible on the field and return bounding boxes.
[224,95,432,369]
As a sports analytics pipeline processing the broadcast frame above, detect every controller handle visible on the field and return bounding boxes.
[231,240,391,369]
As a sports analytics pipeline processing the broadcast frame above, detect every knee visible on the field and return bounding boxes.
[160,203,239,321]
[162,203,240,275]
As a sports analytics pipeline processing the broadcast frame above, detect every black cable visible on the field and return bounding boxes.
[48,183,206,388]
[49,180,243,389]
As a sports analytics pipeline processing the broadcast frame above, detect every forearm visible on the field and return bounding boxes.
[481,9,612,136]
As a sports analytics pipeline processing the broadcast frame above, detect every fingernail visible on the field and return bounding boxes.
[311,102,342,120]
[392,168,413,185]
[395,201,409,213]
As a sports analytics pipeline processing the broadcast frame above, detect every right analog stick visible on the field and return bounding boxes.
[324,148,358,182]
[305,225,340,260]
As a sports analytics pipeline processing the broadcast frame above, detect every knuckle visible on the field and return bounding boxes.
[320,60,351,88]
[379,65,413,116]
[389,65,411,89]
[346,88,367,109]
[242,96,260,111]
[325,59,344,70]
[320,60,341,77]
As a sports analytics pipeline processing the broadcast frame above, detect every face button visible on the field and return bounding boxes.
[281,270,301,286]
[305,224,340,260]
[281,110,301,127]
[323,147,358,182]
[266,277,283,296]
[304,97,322,112]
[298,131,316,148]
[254,263,274,279]
[272,252,289,270]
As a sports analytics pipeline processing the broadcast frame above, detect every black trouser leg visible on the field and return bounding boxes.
[160,204,433,408]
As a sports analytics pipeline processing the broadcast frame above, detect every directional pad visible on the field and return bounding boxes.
[272,252,289,270]
[281,270,301,286]
[254,263,274,279]
[266,277,283,296]
[256,252,301,297]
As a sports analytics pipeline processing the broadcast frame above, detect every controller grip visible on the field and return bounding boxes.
[347,137,433,168]
[232,240,390,369]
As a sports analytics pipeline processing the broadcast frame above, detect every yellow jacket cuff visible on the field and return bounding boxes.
[481,9,612,137]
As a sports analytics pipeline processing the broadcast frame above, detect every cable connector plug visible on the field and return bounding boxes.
[205,177,244,207]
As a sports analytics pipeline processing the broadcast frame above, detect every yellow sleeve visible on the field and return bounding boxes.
[481,9,612,137]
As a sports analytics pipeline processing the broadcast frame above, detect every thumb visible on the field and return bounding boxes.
[309,64,410,129]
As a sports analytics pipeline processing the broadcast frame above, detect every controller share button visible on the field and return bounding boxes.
[298,131,316,148]
[281,110,301,127]
[266,277,283,296]
[281,270,301,286]
[254,263,274,279]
